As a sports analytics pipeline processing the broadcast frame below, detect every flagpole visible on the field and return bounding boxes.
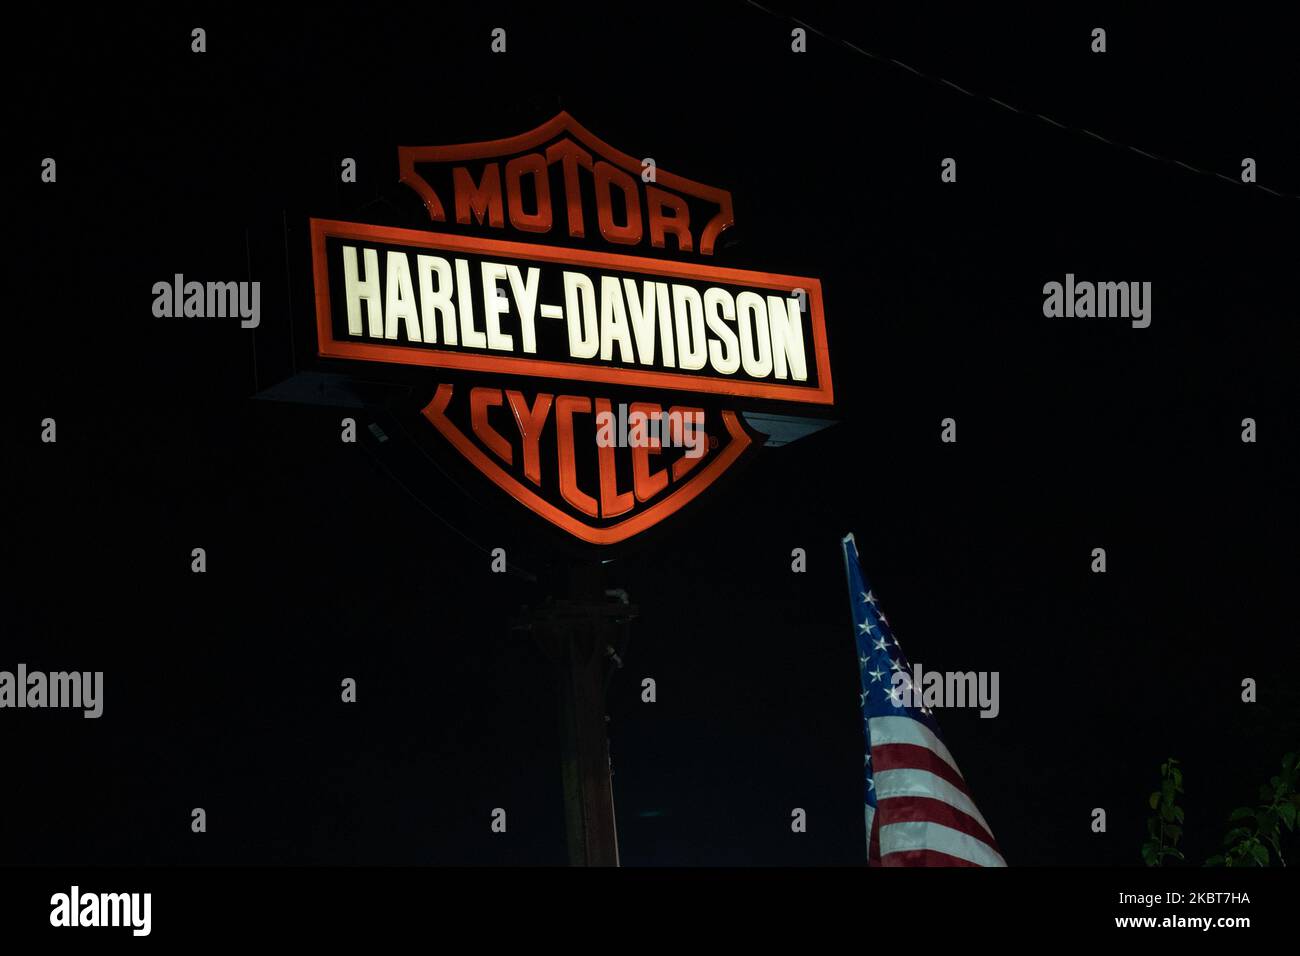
[841,532,876,866]
[840,532,862,633]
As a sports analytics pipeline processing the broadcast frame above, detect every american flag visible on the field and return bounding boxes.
[843,533,1006,867]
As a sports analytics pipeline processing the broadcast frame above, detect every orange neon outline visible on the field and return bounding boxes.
[311,218,834,406]
[397,111,735,255]
[421,385,754,545]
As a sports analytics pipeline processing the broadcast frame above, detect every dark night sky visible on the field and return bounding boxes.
[7,4,1297,868]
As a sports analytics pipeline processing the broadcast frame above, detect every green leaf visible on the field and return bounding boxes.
[1173,806,1185,823]
[1250,843,1270,866]
[1284,803,1300,830]
[1205,854,1225,866]
[1229,807,1256,823]
[1149,791,1161,810]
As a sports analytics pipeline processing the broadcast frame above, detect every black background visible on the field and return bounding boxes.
[7,2,1297,874]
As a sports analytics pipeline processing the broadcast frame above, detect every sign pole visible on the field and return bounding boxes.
[518,565,634,866]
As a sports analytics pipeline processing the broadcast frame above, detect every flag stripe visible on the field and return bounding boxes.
[877,795,999,850]
[879,820,1007,867]
[871,742,972,798]
[868,715,963,778]
[881,848,982,868]
[874,767,996,841]
[865,806,881,864]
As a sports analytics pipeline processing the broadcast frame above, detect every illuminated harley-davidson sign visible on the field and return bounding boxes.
[310,113,833,544]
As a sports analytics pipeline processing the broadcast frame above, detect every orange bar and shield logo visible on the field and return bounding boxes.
[311,114,833,543]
